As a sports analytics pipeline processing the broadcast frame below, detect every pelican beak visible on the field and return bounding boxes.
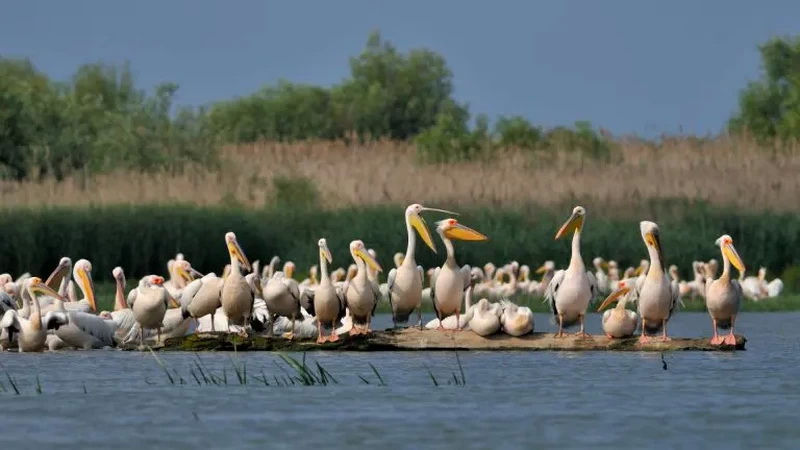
[285,265,294,279]
[633,265,644,276]
[227,239,252,272]
[555,211,584,239]
[175,265,192,282]
[355,248,383,273]
[722,242,745,273]
[644,231,664,269]
[597,286,630,312]
[421,207,459,216]
[167,292,180,308]
[535,265,547,274]
[189,268,204,279]
[410,213,437,253]
[30,279,66,301]
[45,259,71,290]
[443,222,488,241]
[320,247,333,264]
[77,266,97,312]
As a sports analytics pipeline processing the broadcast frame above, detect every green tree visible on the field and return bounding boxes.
[729,35,800,139]
[494,115,542,150]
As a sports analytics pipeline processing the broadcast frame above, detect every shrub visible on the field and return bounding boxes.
[494,115,542,150]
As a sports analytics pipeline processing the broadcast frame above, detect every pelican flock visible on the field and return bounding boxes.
[0,202,781,353]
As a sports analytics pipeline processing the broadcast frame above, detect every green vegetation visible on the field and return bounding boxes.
[1,204,797,287]
[729,35,800,140]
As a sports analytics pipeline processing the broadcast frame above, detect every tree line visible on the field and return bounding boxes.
[1,31,796,180]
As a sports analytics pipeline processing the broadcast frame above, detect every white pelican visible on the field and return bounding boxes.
[387,203,456,328]
[742,267,768,300]
[597,278,639,338]
[262,271,305,339]
[425,272,479,330]
[220,232,253,333]
[309,238,344,343]
[58,259,98,313]
[767,278,784,297]
[430,218,487,330]
[343,240,383,335]
[181,272,224,331]
[593,257,610,294]
[545,206,597,338]
[499,299,534,336]
[705,235,745,346]
[468,298,502,336]
[301,265,318,288]
[634,221,679,343]
[127,275,172,347]
[261,256,281,280]
[98,267,137,342]
[530,261,555,296]
[0,278,68,352]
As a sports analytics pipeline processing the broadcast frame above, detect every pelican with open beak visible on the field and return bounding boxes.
[597,279,639,338]
[430,218,488,331]
[705,234,745,346]
[387,203,457,328]
[545,206,598,338]
[343,240,383,335]
[635,221,679,343]
[220,232,253,335]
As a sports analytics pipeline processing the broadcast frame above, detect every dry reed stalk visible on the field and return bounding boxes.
[1,137,798,214]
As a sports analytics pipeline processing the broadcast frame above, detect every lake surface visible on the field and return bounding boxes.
[2,312,799,449]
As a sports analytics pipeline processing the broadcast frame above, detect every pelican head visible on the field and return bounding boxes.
[349,240,382,273]
[593,257,608,270]
[555,206,586,239]
[225,231,252,273]
[435,218,488,242]
[535,260,555,275]
[142,275,165,287]
[597,279,631,311]
[393,252,404,268]
[714,234,745,274]
[45,256,73,288]
[639,221,664,269]
[405,203,459,253]
[318,238,333,264]
[73,259,97,312]
[173,260,202,283]
[283,261,296,279]
[27,276,65,300]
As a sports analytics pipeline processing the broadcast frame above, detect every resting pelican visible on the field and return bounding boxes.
[635,221,679,343]
[98,267,137,342]
[430,218,487,330]
[343,240,383,335]
[499,299,534,336]
[597,278,639,338]
[220,232,253,333]
[468,298,502,336]
[387,203,456,328]
[705,235,745,346]
[742,267,768,300]
[545,206,597,338]
[127,275,172,347]
[310,238,344,343]
[0,278,68,352]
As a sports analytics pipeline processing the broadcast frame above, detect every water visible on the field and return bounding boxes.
[2,312,799,449]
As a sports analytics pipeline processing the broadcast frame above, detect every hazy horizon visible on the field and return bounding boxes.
[2,0,799,136]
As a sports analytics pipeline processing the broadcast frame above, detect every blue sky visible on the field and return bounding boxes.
[1,0,798,136]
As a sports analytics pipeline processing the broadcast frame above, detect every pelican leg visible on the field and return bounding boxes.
[267,315,275,337]
[157,327,162,346]
[722,316,737,346]
[417,306,423,330]
[555,314,565,338]
[660,320,671,342]
[139,328,145,350]
[316,321,326,344]
[210,312,215,332]
[638,319,650,344]
[710,318,722,345]
[329,321,339,342]
[365,315,372,334]
[455,310,461,331]
[574,314,588,338]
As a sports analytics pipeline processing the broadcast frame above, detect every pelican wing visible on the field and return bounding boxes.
[0,292,15,313]
[42,311,69,330]
[544,270,566,315]
[67,313,116,345]
[385,268,396,312]
[586,271,598,303]
[299,288,315,317]
[0,310,20,333]
[126,288,138,309]
[179,278,204,308]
